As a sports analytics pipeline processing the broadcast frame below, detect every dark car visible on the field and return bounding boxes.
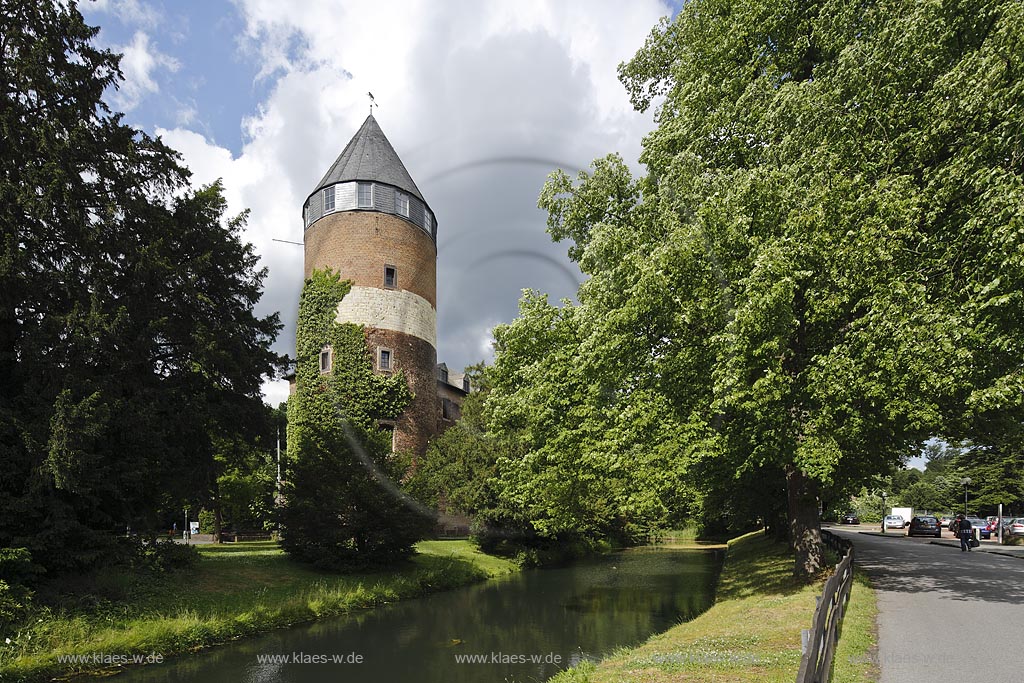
[964,517,991,539]
[841,512,860,525]
[907,515,941,538]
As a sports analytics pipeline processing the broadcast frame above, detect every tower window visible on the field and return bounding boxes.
[319,346,332,374]
[384,264,397,288]
[396,192,409,217]
[358,182,373,208]
[423,210,432,233]
[378,347,392,372]
[323,185,336,213]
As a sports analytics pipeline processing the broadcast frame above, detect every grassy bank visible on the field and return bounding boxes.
[0,540,516,682]
[831,569,879,683]
[552,531,878,683]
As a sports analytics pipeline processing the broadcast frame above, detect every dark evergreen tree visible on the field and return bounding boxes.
[0,0,284,572]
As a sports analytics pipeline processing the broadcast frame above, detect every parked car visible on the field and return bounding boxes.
[986,516,1002,535]
[1003,518,1024,539]
[907,515,942,538]
[938,515,954,529]
[841,512,860,525]
[882,515,905,531]
[965,517,991,539]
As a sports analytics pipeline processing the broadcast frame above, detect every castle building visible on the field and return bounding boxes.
[295,114,467,455]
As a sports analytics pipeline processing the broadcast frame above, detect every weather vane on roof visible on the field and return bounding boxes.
[368,91,378,115]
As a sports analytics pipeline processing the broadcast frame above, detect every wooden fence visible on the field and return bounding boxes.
[795,530,855,683]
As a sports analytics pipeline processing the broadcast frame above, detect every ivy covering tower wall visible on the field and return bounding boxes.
[282,268,432,568]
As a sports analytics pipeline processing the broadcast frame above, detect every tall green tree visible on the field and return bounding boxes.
[950,440,1024,514]
[407,364,503,517]
[482,289,694,544]
[0,0,283,572]
[523,0,1024,577]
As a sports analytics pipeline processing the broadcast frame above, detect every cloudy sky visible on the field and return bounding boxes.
[80,0,681,408]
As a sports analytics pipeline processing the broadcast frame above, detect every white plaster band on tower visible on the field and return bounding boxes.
[336,286,437,348]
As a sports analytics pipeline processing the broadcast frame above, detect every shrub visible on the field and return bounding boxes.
[114,536,198,573]
[0,548,44,632]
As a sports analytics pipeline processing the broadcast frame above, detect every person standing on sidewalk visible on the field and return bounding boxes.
[957,514,973,552]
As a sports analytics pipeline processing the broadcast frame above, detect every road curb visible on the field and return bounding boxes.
[859,532,910,539]
[927,540,1024,560]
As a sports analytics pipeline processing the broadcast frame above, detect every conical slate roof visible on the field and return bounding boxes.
[311,114,425,202]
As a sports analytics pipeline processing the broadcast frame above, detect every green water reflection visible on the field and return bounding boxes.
[109,545,722,683]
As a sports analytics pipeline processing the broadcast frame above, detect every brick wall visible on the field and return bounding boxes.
[304,211,437,307]
[365,328,438,458]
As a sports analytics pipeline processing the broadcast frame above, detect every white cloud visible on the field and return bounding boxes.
[160,0,671,404]
[262,379,291,409]
[88,0,161,28]
[112,31,180,111]
[174,101,198,127]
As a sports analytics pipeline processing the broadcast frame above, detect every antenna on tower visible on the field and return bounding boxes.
[368,91,378,115]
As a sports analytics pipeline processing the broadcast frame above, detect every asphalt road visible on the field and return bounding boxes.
[831,528,1024,683]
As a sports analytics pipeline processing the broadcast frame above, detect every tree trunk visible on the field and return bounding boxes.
[786,464,823,580]
[212,481,223,544]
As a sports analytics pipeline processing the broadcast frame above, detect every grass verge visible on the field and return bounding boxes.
[830,569,879,683]
[0,540,516,682]
[551,531,878,683]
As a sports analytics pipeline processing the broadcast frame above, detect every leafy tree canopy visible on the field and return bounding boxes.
[504,0,1024,577]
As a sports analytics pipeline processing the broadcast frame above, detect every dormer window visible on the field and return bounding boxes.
[378,347,392,372]
[323,185,335,213]
[396,192,409,217]
[319,346,332,374]
[358,182,373,208]
[384,265,397,288]
[439,366,448,383]
[463,376,470,392]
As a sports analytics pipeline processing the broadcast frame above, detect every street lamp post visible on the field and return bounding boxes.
[881,491,888,534]
[961,477,972,516]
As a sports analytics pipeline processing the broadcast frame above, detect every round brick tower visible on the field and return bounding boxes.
[301,114,438,456]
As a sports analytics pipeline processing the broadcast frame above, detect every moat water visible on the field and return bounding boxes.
[109,545,723,683]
